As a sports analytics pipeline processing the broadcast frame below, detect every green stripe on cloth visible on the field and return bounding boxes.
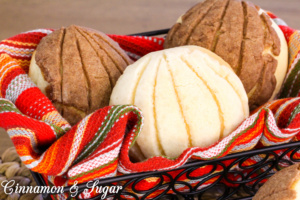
[280,60,300,98]
[0,99,22,113]
[73,106,125,165]
[74,105,143,165]
[288,103,300,126]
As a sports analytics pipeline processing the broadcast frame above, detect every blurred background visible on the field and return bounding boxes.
[0,0,299,41]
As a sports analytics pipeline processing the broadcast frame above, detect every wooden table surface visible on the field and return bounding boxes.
[0,0,300,153]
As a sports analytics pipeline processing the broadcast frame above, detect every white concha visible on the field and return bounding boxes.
[110,46,249,159]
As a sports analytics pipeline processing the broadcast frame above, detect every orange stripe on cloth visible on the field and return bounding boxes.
[263,126,294,143]
[13,140,40,160]
[1,40,38,47]
[11,58,31,70]
[237,117,265,145]
[32,140,61,174]
[42,111,69,128]
[228,110,266,153]
[67,159,118,185]
[0,55,19,77]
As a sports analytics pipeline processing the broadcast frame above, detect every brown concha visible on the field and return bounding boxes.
[164,0,288,110]
[253,163,300,200]
[29,25,132,125]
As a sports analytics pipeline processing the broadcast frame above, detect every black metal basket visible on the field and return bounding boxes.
[31,29,300,200]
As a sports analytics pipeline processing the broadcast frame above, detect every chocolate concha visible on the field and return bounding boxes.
[164,0,288,110]
[29,25,132,125]
[253,163,300,200]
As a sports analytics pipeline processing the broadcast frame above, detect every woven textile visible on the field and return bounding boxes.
[0,13,300,199]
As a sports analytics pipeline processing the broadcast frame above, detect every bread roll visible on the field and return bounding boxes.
[254,163,300,200]
[164,0,288,110]
[110,46,249,159]
[29,25,132,125]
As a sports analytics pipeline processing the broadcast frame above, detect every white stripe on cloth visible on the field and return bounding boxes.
[22,29,53,35]
[5,74,36,103]
[68,144,121,177]
[77,106,130,159]
[8,128,40,154]
[91,137,123,158]
[25,153,45,169]
[0,49,32,57]
[0,44,35,52]
[272,18,288,26]
[59,115,90,176]
[126,51,141,60]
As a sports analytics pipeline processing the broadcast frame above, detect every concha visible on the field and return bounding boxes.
[110,46,249,159]
[29,25,132,125]
[164,0,288,110]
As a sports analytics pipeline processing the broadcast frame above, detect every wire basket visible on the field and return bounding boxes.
[31,140,300,200]
[24,28,300,200]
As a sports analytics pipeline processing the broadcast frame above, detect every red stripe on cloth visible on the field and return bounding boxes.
[5,31,49,45]
[267,12,277,19]
[3,54,32,60]
[119,110,266,174]
[89,111,128,154]
[279,25,295,41]
[0,112,57,147]
[15,87,56,119]
[71,107,112,157]
[289,113,300,130]
[12,137,41,159]
[268,98,293,113]
[1,68,25,97]
[277,99,300,128]
[109,35,163,57]
[226,111,266,148]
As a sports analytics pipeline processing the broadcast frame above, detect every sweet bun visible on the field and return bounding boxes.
[254,163,300,200]
[164,0,288,110]
[110,46,249,159]
[29,25,132,125]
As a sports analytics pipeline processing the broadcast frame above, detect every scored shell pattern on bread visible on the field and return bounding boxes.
[164,0,288,110]
[110,46,249,159]
[29,25,132,125]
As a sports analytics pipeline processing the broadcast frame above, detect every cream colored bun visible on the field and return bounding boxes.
[254,163,300,200]
[259,9,288,101]
[110,46,249,159]
[29,51,50,94]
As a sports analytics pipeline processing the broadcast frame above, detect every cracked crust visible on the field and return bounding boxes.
[31,25,132,125]
[253,163,300,200]
[164,0,287,110]
[35,27,64,102]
